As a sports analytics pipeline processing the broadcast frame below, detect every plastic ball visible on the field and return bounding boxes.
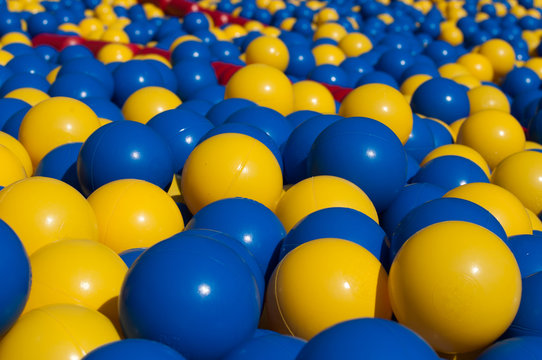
[0,219,30,336]
[275,175,378,232]
[506,271,542,338]
[57,57,114,99]
[4,87,50,106]
[291,80,335,115]
[0,177,98,255]
[225,64,294,116]
[83,339,186,360]
[205,98,256,126]
[77,120,174,196]
[444,182,533,237]
[295,318,439,360]
[121,86,181,124]
[285,45,316,79]
[87,179,184,253]
[311,44,345,66]
[119,248,146,268]
[400,74,432,98]
[119,232,261,359]
[423,40,458,66]
[112,60,163,105]
[375,49,415,82]
[389,221,521,354]
[0,304,120,360]
[309,117,407,212]
[390,197,507,262]
[223,332,305,360]
[491,150,542,216]
[339,83,413,144]
[404,113,436,163]
[82,98,124,122]
[0,143,26,186]
[457,109,525,169]
[24,239,127,326]
[0,73,50,98]
[172,59,217,101]
[467,84,511,114]
[18,96,100,168]
[410,77,470,125]
[49,72,110,101]
[280,207,386,264]
[181,133,282,214]
[338,32,372,57]
[245,36,289,71]
[6,54,51,77]
[34,142,82,191]
[478,336,542,359]
[97,43,134,64]
[308,64,351,87]
[502,67,541,98]
[264,238,391,340]
[186,197,285,278]
[411,155,490,191]
[0,98,30,130]
[507,233,542,278]
[478,39,516,78]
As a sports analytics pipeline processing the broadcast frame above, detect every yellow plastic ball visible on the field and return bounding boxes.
[1,32,31,46]
[24,239,127,327]
[453,74,481,89]
[421,144,491,178]
[400,74,432,97]
[457,53,494,82]
[279,17,296,31]
[292,80,336,114]
[46,65,61,84]
[316,7,339,24]
[88,179,184,253]
[133,53,171,67]
[313,22,347,42]
[225,64,294,115]
[181,133,283,214]
[312,44,346,66]
[261,26,281,38]
[267,0,286,14]
[439,63,471,79]
[478,39,516,78]
[97,43,133,63]
[58,23,81,35]
[0,131,32,176]
[0,49,14,65]
[19,97,101,168]
[389,221,521,354]
[0,304,120,360]
[79,18,103,37]
[448,117,466,140]
[121,86,181,124]
[491,150,542,215]
[377,13,394,25]
[526,208,542,231]
[0,177,99,255]
[522,30,539,54]
[338,32,373,57]
[438,25,464,46]
[223,24,247,40]
[4,87,50,106]
[0,144,26,187]
[100,27,129,43]
[246,19,265,31]
[456,110,525,169]
[525,140,542,150]
[467,85,511,114]
[245,36,289,71]
[339,83,413,144]
[264,238,391,340]
[275,175,378,232]
[524,58,542,79]
[444,182,533,237]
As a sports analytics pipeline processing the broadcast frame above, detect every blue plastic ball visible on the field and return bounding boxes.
[286,45,316,79]
[188,84,225,104]
[205,98,256,126]
[77,120,174,196]
[308,117,408,212]
[172,59,217,101]
[411,77,470,124]
[390,197,508,262]
[210,41,241,63]
[295,318,439,360]
[424,118,454,147]
[0,11,23,35]
[0,73,50,97]
[119,232,261,359]
[224,106,293,150]
[34,142,83,192]
[308,64,351,87]
[375,49,415,82]
[49,72,110,100]
[282,114,341,184]
[6,54,51,77]
[507,233,542,278]
[380,183,446,238]
[280,207,387,263]
[285,110,318,128]
[340,57,373,84]
[82,98,124,122]
[112,60,164,105]
[59,57,115,98]
[178,99,213,116]
[34,44,58,64]
[0,219,30,337]
[182,12,210,34]
[356,70,399,89]
[147,108,214,174]
[2,107,30,139]
[57,44,94,64]
[171,41,212,65]
[26,12,58,37]
[423,40,459,66]
[0,98,30,129]
[404,113,435,162]
[478,336,542,359]
[410,155,490,191]
[124,21,153,45]
[223,333,305,360]
[185,197,286,279]
[119,248,146,268]
[502,67,541,98]
[505,272,542,338]
[82,339,186,360]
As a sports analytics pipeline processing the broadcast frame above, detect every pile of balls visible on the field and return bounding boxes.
[0,0,542,358]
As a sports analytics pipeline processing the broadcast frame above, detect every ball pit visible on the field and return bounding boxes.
[1,0,542,357]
